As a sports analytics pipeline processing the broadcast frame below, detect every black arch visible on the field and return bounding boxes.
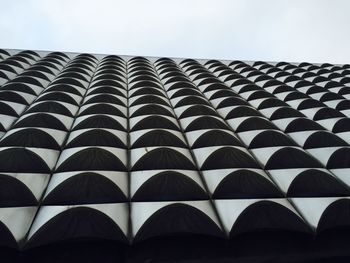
[201,147,260,170]
[43,172,127,205]
[132,148,196,171]
[287,169,350,197]
[26,207,128,248]
[134,203,224,242]
[230,201,311,238]
[265,147,323,169]
[56,148,126,172]
[0,148,51,173]
[132,171,208,201]
[213,170,282,199]
[0,128,61,149]
[66,129,126,148]
[132,130,187,148]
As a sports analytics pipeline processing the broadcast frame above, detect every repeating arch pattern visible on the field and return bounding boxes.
[0,49,349,262]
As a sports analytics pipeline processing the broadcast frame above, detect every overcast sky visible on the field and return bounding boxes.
[1,0,349,63]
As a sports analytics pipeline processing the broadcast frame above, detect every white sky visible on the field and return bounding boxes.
[1,0,349,64]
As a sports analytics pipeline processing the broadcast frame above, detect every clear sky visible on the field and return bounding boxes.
[1,0,349,64]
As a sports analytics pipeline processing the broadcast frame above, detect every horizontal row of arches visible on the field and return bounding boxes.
[1,197,350,249]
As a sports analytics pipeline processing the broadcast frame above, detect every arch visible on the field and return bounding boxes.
[162,73,187,82]
[179,105,218,118]
[46,84,82,96]
[201,83,229,93]
[93,73,125,84]
[130,87,165,98]
[305,86,325,95]
[170,88,202,99]
[37,92,79,106]
[12,76,44,87]
[270,107,305,120]
[27,207,128,248]
[265,147,322,169]
[79,104,125,117]
[217,97,249,108]
[84,94,126,106]
[237,84,260,94]
[132,130,187,148]
[287,169,350,197]
[230,201,311,237]
[5,59,24,68]
[166,81,196,91]
[185,116,228,132]
[249,130,297,149]
[132,171,207,201]
[192,130,242,148]
[304,131,347,149]
[0,148,51,173]
[26,101,73,117]
[43,172,127,205]
[2,83,37,95]
[56,148,126,172]
[327,148,350,169]
[129,75,159,84]
[0,174,37,206]
[198,77,220,87]
[35,61,59,70]
[88,86,125,97]
[174,96,210,107]
[272,85,294,94]
[236,117,277,132]
[208,90,237,100]
[130,104,173,118]
[284,91,308,101]
[66,130,126,148]
[29,65,55,75]
[246,90,273,101]
[201,147,259,170]
[90,79,125,90]
[132,148,196,171]
[0,91,29,105]
[13,113,68,131]
[129,80,162,90]
[164,76,189,85]
[285,118,325,132]
[59,72,89,82]
[226,106,261,119]
[320,92,343,102]
[0,128,61,149]
[297,99,324,110]
[258,98,288,110]
[313,108,345,121]
[130,95,168,107]
[213,170,282,199]
[134,203,223,242]
[131,116,179,131]
[73,115,126,131]
[51,78,85,89]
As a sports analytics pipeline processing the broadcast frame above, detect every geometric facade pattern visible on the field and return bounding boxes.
[0,48,350,262]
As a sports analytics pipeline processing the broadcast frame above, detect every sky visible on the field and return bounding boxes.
[0,0,349,64]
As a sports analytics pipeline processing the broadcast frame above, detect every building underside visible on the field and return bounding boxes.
[0,49,349,262]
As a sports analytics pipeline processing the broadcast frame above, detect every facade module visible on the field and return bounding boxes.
[0,48,349,262]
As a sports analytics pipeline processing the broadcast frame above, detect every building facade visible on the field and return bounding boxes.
[0,48,350,262]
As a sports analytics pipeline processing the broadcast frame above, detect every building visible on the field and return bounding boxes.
[0,48,349,262]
